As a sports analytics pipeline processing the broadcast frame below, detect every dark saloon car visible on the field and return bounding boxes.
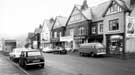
[19,50,45,68]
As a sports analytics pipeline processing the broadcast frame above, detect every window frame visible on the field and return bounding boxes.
[92,26,96,34]
[107,2,122,15]
[70,29,74,36]
[99,23,103,32]
[54,32,57,38]
[79,27,85,35]
[109,19,119,31]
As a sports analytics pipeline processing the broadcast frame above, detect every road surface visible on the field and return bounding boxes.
[25,53,135,75]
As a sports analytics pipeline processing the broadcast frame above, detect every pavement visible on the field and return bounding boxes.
[0,52,26,75]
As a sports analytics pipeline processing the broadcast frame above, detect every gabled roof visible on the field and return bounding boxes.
[102,0,131,17]
[27,32,34,39]
[43,19,54,31]
[113,0,130,11]
[75,5,92,20]
[91,1,111,22]
[53,16,67,29]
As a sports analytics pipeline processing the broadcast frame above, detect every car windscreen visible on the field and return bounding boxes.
[27,51,41,56]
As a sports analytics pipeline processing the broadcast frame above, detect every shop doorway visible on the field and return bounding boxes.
[106,34,124,55]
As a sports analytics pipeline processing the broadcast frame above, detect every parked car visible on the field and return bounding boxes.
[78,42,106,57]
[65,47,72,51]
[19,49,44,69]
[53,47,67,54]
[9,48,28,62]
[42,47,54,53]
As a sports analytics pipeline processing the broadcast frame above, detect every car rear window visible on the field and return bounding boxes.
[27,51,41,56]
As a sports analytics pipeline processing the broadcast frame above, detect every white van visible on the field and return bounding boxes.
[9,48,29,62]
[78,42,106,57]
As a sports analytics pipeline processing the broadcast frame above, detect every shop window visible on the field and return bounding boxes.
[109,19,119,31]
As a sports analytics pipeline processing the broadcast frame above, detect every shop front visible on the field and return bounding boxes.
[74,35,88,50]
[106,33,124,55]
[51,38,61,49]
[60,36,73,50]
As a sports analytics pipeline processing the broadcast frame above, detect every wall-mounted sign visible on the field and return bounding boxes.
[60,36,73,42]
[126,16,135,38]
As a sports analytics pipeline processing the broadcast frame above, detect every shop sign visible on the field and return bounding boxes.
[51,38,59,42]
[126,16,135,38]
[110,35,123,40]
[60,36,73,42]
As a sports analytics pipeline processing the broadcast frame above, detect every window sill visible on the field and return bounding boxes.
[108,30,121,32]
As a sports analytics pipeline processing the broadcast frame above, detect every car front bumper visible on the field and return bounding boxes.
[97,52,106,55]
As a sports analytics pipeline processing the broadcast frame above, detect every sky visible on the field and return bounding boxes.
[0,0,109,40]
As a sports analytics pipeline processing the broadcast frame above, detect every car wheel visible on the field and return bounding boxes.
[40,64,44,68]
[91,52,95,57]
[10,57,12,60]
[79,52,82,56]
[23,61,28,69]
[19,59,22,67]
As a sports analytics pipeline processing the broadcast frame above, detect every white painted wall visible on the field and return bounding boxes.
[126,38,135,53]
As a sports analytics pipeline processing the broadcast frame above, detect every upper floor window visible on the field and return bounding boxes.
[54,32,57,38]
[109,19,119,31]
[92,26,96,34]
[79,27,85,35]
[59,32,62,37]
[70,29,74,36]
[99,23,103,32]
